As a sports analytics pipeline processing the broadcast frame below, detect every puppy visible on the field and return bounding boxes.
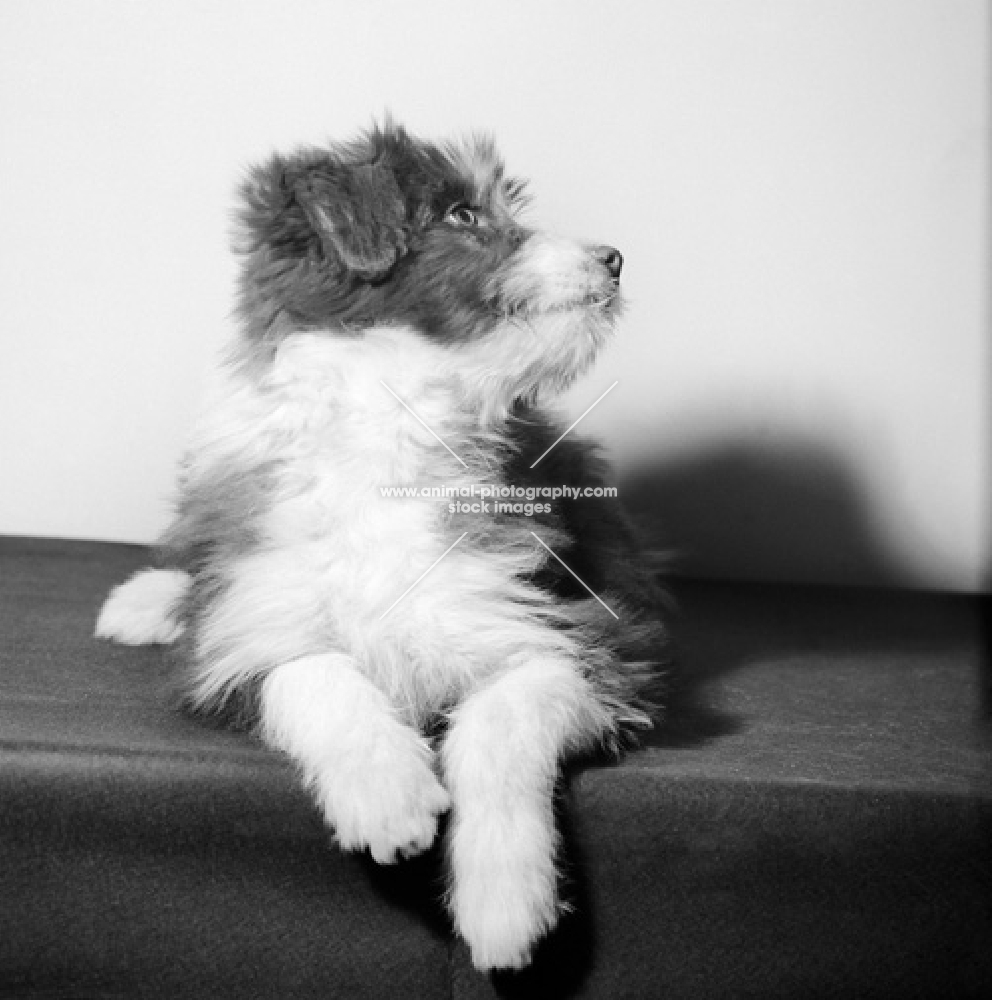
[96,121,666,971]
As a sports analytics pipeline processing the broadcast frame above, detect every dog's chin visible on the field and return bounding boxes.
[542,288,623,335]
[502,284,622,322]
[456,298,617,417]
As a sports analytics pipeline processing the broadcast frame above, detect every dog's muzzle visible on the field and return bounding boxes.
[593,245,623,282]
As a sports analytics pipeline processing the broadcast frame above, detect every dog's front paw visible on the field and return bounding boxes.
[317,739,452,865]
[450,808,560,970]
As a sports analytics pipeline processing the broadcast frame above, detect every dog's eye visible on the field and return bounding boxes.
[446,204,479,228]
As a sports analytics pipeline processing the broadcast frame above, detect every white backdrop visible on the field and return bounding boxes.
[0,0,988,591]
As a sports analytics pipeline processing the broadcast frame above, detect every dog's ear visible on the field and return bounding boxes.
[289,163,408,280]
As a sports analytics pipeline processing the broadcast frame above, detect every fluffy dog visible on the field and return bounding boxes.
[96,121,666,970]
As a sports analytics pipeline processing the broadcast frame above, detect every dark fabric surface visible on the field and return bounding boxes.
[1,536,989,999]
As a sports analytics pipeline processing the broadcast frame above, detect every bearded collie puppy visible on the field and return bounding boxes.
[96,121,666,971]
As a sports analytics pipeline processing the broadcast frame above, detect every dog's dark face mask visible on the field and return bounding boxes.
[235,123,531,345]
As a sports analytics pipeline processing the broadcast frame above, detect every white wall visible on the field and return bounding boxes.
[0,0,988,591]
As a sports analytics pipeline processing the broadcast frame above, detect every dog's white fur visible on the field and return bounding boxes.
[96,124,663,970]
[96,567,187,645]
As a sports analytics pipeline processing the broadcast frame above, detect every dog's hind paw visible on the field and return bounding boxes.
[95,568,189,645]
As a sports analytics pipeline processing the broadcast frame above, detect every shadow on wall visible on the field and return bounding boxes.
[620,434,924,590]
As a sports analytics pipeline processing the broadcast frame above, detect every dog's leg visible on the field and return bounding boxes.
[95,568,190,645]
[442,656,614,970]
[259,653,451,864]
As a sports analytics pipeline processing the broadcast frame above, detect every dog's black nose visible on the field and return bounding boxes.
[594,245,623,280]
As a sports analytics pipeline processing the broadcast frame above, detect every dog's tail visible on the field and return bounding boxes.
[95,568,190,646]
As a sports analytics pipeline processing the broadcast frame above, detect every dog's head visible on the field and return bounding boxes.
[235,121,623,404]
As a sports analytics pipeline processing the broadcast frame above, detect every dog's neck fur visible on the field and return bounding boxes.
[234,326,515,489]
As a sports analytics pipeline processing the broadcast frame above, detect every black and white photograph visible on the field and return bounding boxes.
[1,2,989,998]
